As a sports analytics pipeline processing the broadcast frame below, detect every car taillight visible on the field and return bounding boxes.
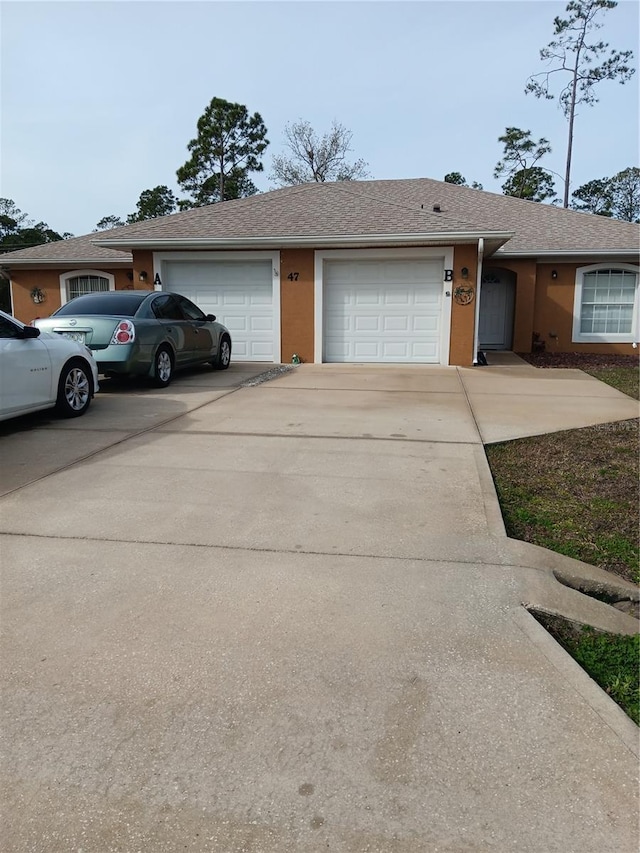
[110,320,135,345]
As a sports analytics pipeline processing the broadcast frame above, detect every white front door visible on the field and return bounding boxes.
[478,273,515,350]
[322,258,444,363]
[162,260,275,362]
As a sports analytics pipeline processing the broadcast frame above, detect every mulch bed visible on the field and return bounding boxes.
[518,352,639,369]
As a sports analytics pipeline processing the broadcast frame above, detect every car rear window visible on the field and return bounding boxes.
[54,293,148,317]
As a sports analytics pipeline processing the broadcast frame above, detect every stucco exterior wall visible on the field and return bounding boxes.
[489,259,537,353]
[134,251,156,287]
[533,262,638,355]
[7,253,638,360]
[280,249,315,364]
[448,244,478,367]
[9,267,133,325]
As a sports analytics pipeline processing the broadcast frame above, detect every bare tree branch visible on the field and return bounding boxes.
[270,120,371,186]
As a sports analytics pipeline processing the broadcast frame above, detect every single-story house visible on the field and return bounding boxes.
[2,178,638,366]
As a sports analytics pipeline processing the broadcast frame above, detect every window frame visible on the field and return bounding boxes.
[572,263,639,344]
[59,269,116,306]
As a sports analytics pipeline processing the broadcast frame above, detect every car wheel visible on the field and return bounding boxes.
[55,359,93,418]
[214,335,231,370]
[153,345,174,387]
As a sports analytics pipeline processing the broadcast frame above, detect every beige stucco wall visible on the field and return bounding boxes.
[280,249,315,364]
[533,262,638,355]
[8,252,638,360]
[448,245,478,366]
[9,267,135,325]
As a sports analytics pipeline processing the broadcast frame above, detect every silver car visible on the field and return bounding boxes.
[35,290,232,387]
[0,309,98,421]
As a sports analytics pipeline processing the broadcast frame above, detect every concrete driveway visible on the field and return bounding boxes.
[1,360,638,852]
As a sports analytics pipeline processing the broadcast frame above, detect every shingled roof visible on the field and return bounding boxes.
[0,230,131,264]
[91,180,501,248]
[2,179,638,263]
[93,178,640,256]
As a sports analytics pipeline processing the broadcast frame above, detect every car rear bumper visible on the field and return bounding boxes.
[91,343,152,376]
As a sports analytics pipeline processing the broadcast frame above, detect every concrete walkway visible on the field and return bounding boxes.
[1,361,638,851]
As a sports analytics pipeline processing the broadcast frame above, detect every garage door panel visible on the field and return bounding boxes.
[382,342,410,359]
[222,293,248,306]
[355,316,381,332]
[415,291,440,306]
[324,258,443,364]
[384,292,411,306]
[384,316,410,332]
[250,317,273,332]
[163,260,274,362]
[224,316,249,332]
[413,316,439,332]
[355,291,383,306]
[354,342,380,359]
[412,342,439,358]
[251,342,274,357]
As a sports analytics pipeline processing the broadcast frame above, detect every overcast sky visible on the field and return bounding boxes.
[1,0,638,237]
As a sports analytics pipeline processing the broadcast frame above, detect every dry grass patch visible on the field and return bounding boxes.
[486,419,638,583]
[488,358,639,583]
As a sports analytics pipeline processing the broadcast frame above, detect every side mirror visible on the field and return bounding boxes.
[205,314,216,322]
[21,325,41,338]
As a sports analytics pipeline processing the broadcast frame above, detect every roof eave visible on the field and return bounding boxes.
[0,256,132,267]
[495,248,640,259]
[94,231,514,251]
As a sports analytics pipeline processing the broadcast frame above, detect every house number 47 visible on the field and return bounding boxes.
[287,272,299,281]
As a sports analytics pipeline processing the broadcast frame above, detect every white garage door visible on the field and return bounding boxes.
[323,258,444,363]
[163,260,274,361]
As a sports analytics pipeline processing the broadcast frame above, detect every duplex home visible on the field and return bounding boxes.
[2,178,638,366]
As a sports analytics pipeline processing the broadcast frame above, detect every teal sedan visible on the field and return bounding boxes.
[35,290,232,386]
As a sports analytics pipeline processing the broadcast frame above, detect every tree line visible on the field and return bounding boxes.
[1,0,636,254]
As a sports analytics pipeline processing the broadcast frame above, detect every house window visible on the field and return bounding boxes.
[66,275,110,301]
[573,265,639,343]
[59,269,115,306]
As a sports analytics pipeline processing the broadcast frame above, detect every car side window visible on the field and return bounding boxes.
[151,295,185,321]
[175,295,206,322]
[0,317,21,339]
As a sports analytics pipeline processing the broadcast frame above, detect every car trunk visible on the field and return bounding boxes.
[35,316,124,350]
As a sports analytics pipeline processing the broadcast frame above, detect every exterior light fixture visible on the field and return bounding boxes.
[551,269,558,280]
[139,271,148,282]
[461,267,469,279]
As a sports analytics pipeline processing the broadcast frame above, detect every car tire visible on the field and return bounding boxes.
[213,335,231,370]
[152,345,174,387]
[55,359,93,418]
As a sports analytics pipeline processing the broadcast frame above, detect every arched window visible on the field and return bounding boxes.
[59,270,115,305]
[572,264,639,343]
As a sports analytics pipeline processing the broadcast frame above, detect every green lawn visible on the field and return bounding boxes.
[584,366,639,400]
[486,362,639,724]
[534,614,639,724]
[486,418,639,583]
